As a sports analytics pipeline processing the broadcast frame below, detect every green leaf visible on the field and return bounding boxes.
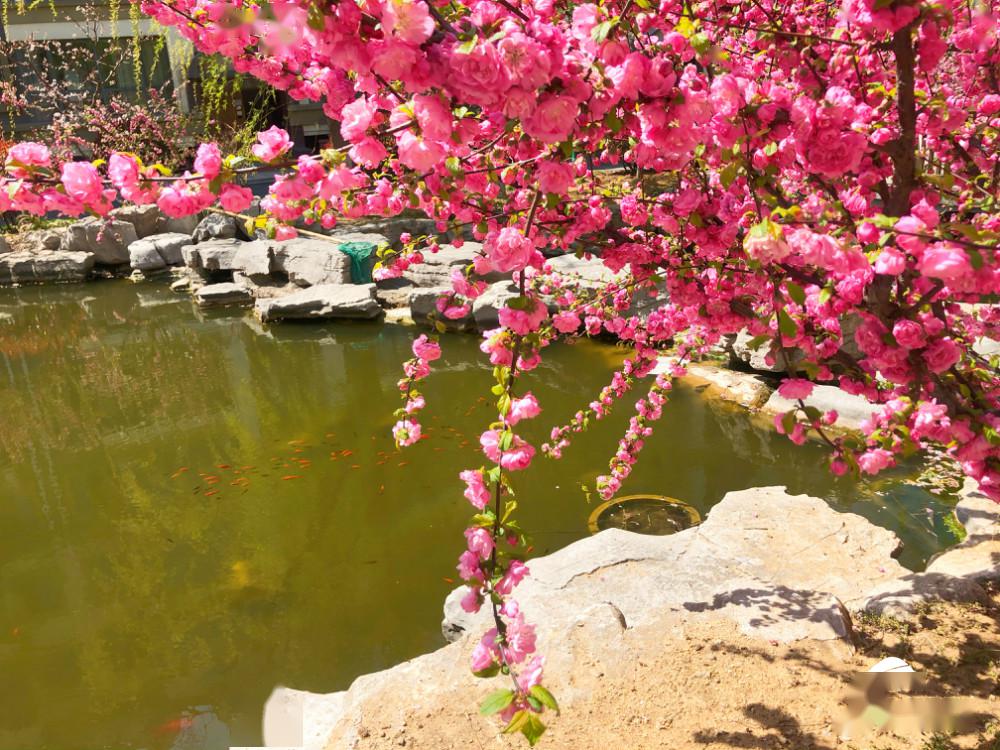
[763,142,778,156]
[781,410,797,435]
[786,281,806,306]
[457,35,478,54]
[445,156,462,177]
[480,689,515,716]
[502,710,530,735]
[591,19,616,43]
[521,714,547,746]
[744,334,770,351]
[777,309,797,338]
[529,685,560,714]
[473,664,501,678]
[818,286,833,304]
[498,430,514,451]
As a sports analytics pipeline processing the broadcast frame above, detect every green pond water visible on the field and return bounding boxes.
[0,281,961,750]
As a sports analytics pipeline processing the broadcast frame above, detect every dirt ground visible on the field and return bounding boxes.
[339,583,999,750]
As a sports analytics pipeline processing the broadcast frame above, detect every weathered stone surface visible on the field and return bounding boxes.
[60,218,138,265]
[128,232,193,272]
[409,286,474,330]
[265,488,906,749]
[375,277,418,308]
[0,236,10,254]
[0,250,95,284]
[185,238,243,271]
[761,383,878,431]
[331,216,438,246]
[161,214,200,235]
[232,240,275,277]
[728,329,804,373]
[256,284,382,322]
[192,212,248,243]
[40,230,63,250]
[274,238,353,286]
[402,242,500,287]
[195,282,253,307]
[655,359,774,410]
[546,252,626,288]
[472,280,519,330]
[110,204,162,238]
[859,572,988,618]
[925,481,1000,582]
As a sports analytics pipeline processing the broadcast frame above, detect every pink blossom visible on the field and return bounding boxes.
[7,142,50,168]
[486,227,535,273]
[382,0,434,44]
[924,337,961,373]
[858,448,894,475]
[412,334,441,361]
[392,418,422,446]
[778,379,814,400]
[480,429,536,471]
[460,469,491,510]
[552,311,581,333]
[194,143,223,179]
[219,184,253,212]
[60,162,104,206]
[464,526,494,559]
[251,126,292,162]
[524,95,578,144]
[509,392,541,424]
[497,299,547,335]
[918,244,972,281]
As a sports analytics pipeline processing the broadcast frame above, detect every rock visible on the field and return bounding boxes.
[975,336,1000,360]
[410,287,474,331]
[472,280,519,330]
[110,204,163,238]
[546,252,626,289]
[41,231,63,250]
[728,329,804,373]
[444,486,904,644]
[170,277,192,292]
[330,216,438,246]
[655,360,774,410]
[0,250,95,284]
[256,284,382,322]
[375,278,419,308]
[384,307,415,326]
[232,240,275,277]
[60,218,138,265]
[185,238,243,271]
[128,232,192,273]
[0,236,9,254]
[195,282,253,307]
[161,214,200,235]
[761,383,878,432]
[925,481,1000,582]
[859,572,988,619]
[402,243,502,287]
[192,212,248,243]
[274,238,353,286]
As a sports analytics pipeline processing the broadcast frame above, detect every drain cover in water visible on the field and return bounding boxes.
[587,494,701,536]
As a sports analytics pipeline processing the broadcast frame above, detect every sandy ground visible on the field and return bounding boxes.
[334,584,999,750]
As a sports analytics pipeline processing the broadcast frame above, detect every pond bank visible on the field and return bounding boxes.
[262,483,1000,750]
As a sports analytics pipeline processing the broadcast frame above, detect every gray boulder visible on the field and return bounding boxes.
[192,212,248,243]
[546,252,626,290]
[0,236,9,254]
[60,218,138,265]
[0,250,95,284]
[472,280,519,330]
[195,282,253,307]
[402,242,502,287]
[654,359,774,410]
[185,238,243,271]
[274,238,353,286]
[161,214,200,235]
[375,278,418,308]
[128,232,192,273]
[256,284,382,322]
[232,240,275,278]
[410,286,474,331]
[110,204,162,238]
[925,482,1000,582]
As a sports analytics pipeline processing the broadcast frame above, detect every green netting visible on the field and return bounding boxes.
[338,241,378,284]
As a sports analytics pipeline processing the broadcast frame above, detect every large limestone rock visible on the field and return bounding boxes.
[546,252,626,289]
[443,486,904,645]
[0,250,95,284]
[183,238,242,271]
[655,359,775,410]
[255,284,382,322]
[263,487,907,749]
[195,282,253,307]
[128,232,192,273]
[0,235,11,254]
[401,242,501,287]
[110,204,162,238]
[60,218,138,265]
[274,238,353,286]
[761,383,879,432]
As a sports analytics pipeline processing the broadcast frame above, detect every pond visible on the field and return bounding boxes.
[0,281,961,749]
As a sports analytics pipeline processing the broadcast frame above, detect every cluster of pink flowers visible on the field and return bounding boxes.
[391,334,441,448]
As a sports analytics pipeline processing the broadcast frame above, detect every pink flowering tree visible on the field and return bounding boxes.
[3,0,1000,743]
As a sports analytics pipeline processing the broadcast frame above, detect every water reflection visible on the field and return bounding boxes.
[0,281,958,749]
